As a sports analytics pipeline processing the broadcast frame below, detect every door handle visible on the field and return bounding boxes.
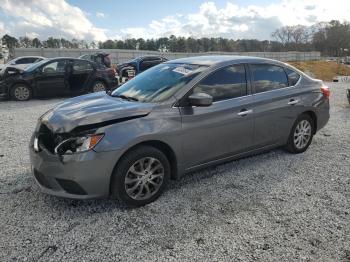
[288,99,299,105]
[237,109,253,116]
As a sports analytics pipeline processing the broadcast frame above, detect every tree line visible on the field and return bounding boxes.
[2,20,350,57]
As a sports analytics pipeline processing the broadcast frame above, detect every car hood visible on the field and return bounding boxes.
[0,64,27,75]
[40,92,154,133]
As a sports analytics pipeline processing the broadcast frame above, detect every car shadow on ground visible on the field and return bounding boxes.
[23,147,294,217]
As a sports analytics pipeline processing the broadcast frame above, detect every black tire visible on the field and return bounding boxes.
[11,83,32,101]
[111,146,170,207]
[286,114,315,154]
[91,80,106,93]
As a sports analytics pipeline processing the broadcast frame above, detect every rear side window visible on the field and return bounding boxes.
[251,64,288,93]
[72,60,93,72]
[285,68,300,86]
[139,58,162,72]
[193,65,247,102]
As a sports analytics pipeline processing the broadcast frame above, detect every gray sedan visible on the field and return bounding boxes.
[29,56,330,206]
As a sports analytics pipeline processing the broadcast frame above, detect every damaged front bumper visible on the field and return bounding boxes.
[29,131,120,199]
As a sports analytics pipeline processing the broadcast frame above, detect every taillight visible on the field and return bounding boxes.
[321,85,330,98]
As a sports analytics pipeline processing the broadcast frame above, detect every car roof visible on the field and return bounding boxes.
[44,57,91,62]
[164,55,285,66]
[14,56,45,59]
[131,55,165,62]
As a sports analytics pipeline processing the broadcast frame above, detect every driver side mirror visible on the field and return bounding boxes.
[188,92,213,107]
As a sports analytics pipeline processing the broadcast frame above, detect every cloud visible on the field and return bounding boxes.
[96,12,106,18]
[120,0,350,40]
[0,0,349,41]
[25,32,40,39]
[0,0,107,41]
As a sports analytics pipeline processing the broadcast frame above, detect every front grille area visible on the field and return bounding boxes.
[33,169,52,189]
[37,124,68,154]
[55,178,87,195]
[37,124,56,153]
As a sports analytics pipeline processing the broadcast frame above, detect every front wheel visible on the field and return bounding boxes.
[11,84,32,101]
[286,114,315,154]
[111,146,170,207]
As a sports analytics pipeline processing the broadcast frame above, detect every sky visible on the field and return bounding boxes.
[0,0,349,42]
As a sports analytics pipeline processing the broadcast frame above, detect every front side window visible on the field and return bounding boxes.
[42,60,66,74]
[193,65,247,102]
[251,64,288,93]
[112,63,207,102]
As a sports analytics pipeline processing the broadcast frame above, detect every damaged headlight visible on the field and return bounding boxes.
[54,134,104,155]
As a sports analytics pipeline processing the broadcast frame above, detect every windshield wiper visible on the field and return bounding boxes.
[112,94,139,101]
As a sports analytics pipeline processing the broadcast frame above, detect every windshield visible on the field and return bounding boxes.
[112,63,207,103]
[25,59,49,72]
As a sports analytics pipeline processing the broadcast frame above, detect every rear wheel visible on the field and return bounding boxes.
[11,84,32,101]
[111,146,170,207]
[92,81,106,93]
[286,114,314,154]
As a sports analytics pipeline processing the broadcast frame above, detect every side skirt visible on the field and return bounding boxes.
[179,143,283,177]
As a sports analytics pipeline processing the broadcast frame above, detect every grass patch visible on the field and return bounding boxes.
[288,61,350,81]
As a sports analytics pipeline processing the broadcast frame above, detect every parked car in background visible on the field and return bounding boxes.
[0,57,117,101]
[6,56,45,65]
[116,55,167,84]
[29,56,330,206]
[79,52,111,68]
[0,56,45,73]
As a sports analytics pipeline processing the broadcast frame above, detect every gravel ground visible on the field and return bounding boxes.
[0,83,349,262]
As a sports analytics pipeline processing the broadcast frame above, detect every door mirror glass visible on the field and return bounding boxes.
[188,92,213,107]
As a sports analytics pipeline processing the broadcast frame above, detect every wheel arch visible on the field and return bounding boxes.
[301,110,317,134]
[109,140,179,195]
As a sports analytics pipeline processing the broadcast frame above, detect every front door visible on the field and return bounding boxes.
[180,64,255,169]
[35,60,68,96]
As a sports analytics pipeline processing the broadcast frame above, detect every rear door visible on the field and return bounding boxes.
[180,64,255,168]
[68,60,94,93]
[35,60,69,96]
[249,64,302,147]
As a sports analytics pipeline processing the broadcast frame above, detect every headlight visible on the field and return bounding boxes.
[54,134,104,155]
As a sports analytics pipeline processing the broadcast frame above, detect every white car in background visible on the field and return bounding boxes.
[0,56,45,72]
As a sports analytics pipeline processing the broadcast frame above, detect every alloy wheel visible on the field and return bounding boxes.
[124,157,165,200]
[293,119,312,149]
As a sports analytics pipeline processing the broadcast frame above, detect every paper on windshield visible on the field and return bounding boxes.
[172,66,193,75]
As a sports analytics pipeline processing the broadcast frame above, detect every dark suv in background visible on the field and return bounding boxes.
[116,55,167,83]
[0,57,117,101]
[79,52,111,68]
